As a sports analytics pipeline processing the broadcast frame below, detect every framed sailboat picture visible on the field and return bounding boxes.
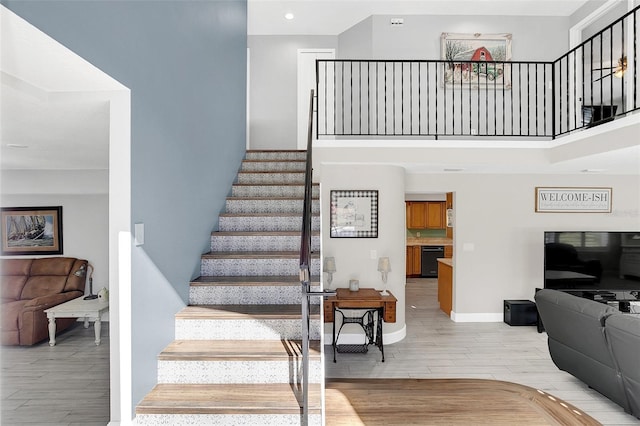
[1,206,63,255]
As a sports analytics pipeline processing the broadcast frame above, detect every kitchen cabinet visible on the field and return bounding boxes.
[444,245,453,258]
[406,202,427,229]
[406,246,422,276]
[437,259,453,316]
[406,201,446,229]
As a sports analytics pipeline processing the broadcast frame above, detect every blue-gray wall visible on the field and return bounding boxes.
[3,0,247,415]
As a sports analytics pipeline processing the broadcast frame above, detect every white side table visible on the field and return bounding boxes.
[44,297,109,346]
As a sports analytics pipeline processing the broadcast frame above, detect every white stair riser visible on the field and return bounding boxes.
[245,151,307,161]
[237,172,305,184]
[201,258,320,277]
[241,161,306,172]
[175,318,321,340]
[219,215,320,232]
[211,234,320,252]
[226,199,319,214]
[135,413,321,426]
[189,285,322,305]
[232,185,319,198]
[157,359,322,384]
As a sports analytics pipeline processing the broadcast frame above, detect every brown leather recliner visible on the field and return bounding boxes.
[1,257,87,345]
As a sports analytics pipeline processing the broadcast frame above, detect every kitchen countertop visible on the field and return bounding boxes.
[406,237,453,246]
[437,258,453,267]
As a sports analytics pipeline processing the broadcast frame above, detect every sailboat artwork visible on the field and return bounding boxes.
[1,206,63,255]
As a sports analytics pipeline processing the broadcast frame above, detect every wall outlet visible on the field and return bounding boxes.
[370,250,377,259]
[416,232,421,237]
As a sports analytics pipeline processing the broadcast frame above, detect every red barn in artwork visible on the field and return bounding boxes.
[471,47,493,61]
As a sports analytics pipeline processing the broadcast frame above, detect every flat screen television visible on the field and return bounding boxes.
[544,231,640,296]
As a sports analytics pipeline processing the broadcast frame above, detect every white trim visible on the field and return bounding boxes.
[569,0,620,49]
[324,324,407,346]
[450,312,503,322]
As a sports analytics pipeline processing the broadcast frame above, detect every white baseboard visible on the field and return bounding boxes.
[324,324,406,345]
[450,311,503,322]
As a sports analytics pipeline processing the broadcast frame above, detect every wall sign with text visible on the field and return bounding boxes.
[535,187,612,213]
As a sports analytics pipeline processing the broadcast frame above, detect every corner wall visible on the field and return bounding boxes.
[319,164,407,342]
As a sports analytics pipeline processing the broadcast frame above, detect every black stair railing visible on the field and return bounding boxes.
[316,5,638,139]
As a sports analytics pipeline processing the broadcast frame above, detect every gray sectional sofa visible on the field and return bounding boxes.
[535,289,640,418]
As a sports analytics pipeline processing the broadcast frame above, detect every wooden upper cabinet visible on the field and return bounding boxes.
[407,201,446,229]
[406,202,427,229]
[426,202,445,229]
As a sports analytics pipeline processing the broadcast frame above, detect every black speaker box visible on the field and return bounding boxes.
[503,300,538,326]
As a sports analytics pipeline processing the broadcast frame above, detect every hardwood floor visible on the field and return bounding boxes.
[325,278,640,425]
[2,279,639,425]
[1,322,110,426]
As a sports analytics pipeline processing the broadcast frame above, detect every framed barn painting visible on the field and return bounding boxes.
[441,33,512,89]
[1,206,63,255]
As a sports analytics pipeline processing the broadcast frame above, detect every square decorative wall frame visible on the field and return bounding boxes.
[330,190,378,238]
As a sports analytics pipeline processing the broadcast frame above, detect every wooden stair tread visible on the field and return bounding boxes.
[159,339,321,361]
[191,275,320,285]
[177,304,320,319]
[202,251,319,259]
[137,383,321,415]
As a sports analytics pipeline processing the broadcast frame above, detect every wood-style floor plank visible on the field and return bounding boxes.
[325,378,600,425]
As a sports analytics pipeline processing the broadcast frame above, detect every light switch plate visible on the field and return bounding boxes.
[135,223,144,246]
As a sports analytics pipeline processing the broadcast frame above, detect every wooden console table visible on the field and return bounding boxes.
[324,288,397,362]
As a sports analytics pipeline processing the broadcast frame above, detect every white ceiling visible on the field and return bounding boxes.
[2,2,638,175]
[248,0,592,35]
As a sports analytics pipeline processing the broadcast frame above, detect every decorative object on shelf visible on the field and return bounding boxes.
[349,279,359,292]
[378,257,391,296]
[324,256,337,288]
[330,190,378,238]
[535,187,612,213]
[1,206,63,255]
[98,287,109,302]
[441,32,512,89]
[75,263,98,300]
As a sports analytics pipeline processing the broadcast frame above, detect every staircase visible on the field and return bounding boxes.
[135,150,324,425]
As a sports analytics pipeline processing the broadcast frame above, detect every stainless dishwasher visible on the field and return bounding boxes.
[421,246,444,277]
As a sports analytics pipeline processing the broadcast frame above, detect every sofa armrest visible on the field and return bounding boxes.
[22,292,83,311]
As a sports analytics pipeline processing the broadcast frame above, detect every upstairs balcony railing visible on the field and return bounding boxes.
[315,5,639,140]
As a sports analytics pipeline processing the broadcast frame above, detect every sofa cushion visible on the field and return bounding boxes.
[606,314,640,418]
[0,276,28,301]
[30,257,76,276]
[21,276,68,300]
[535,289,618,365]
[0,259,34,301]
[1,259,33,275]
[0,300,29,332]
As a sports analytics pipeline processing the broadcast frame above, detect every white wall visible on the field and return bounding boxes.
[248,35,338,150]
[406,172,640,320]
[314,144,640,323]
[319,164,407,342]
[1,170,109,298]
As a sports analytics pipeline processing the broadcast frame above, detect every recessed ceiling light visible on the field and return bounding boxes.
[6,144,29,149]
[581,168,607,173]
[284,12,294,20]
[443,168,464,172]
